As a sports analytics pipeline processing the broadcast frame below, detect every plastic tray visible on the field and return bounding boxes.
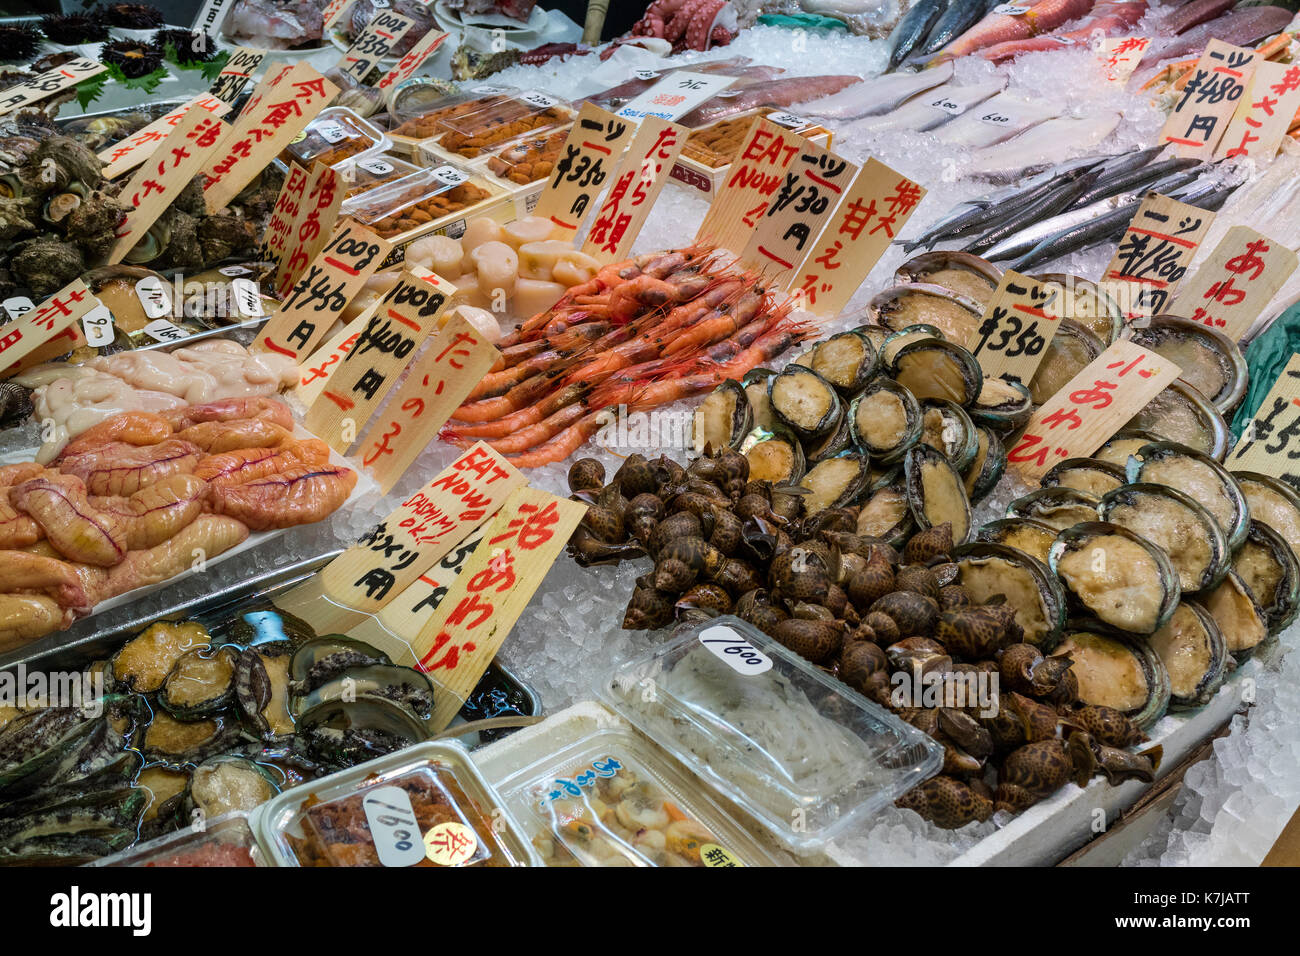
[427,89,573,161]
[482,125,572,187]
[334,153,421,197]
[597,616,943,853]
[340,163,499,244]
[87,812,264,867]
[283,106,390,169]
[388,86,519,141]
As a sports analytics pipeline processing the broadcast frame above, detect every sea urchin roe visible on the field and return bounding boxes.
[1203,573,1268,654]
[1053,633,1148,712]
[1147,604,1214,700]
[1055,535,1164,633]
[1105,495,1212,591]
[918,459,969,541]
[857,488,908,537]
[1140,458,1235,535]
[1239,481,1300,545]
[855,389,906,449]
[956,556,1049,645]
[1235,539,1284,608]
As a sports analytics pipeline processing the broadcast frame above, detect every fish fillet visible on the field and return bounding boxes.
[801,61,954,119]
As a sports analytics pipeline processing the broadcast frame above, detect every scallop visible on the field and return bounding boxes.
[1122,379,1229,460]
[1049,522,1181,635]
[850,379,921,462]
[1051,626,1170,729]
[740,426,806,484]
[890,338,983,406]
[1006,486,1101,532]
[1028,319,1102,406]
[895,251,1002,308]
[870,283,984,344]
[1041,458,1126,497]
[952,542,1067,649]
[904,444,972,545]
[1127,442,1249,550]
[976,517,1057,565]
[1098,483,1229,594]
[1232,520,1299,635]
[692,379,751,453]
[1127,316,1248,415]
[807,330,877,395]
[1033,273,1122,345]
[1146,602,1229,709]
[1200,569,1270,660]
[799,453,870,515]
[769,366,843,439]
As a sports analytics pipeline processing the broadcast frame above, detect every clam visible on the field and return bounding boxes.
[805,329,877,395]
[158,646,238,719]
[1232,520,1299,635]
[890,338,983,407]
[1049,522,1181,635]
[741,368,779,433]
[870,282,984,344]
[878,324,945,367]
[1234,472,1300,550]
[903,444,972,545]
[1041,458,1126,497]
[692,379,752,453]
[1092,428,1165,470]
[850,379,921,462]
[768,365,843,439]
[740,425,806,485]
[968,376,1033,431]
[1033,274,1122,345]
[1006,486,1101,531]
[976,517,1057,564]
[952,543,1067,649]
[1200,569,1270,661]
[855,483,915,546]
[1126,442,1248,549]
[918,399,979,473]
[1127,316,1248,416]
[1051,625,1171,730]
[1146,602,1229,710]
[1028,319,1103,406]
[895,251,1002,308]
[1098,483,1229,594]
[963,425,1006,503]
[1122,379,1229,460]
[799,452,870,515]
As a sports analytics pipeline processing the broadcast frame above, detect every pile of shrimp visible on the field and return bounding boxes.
[442,244,816,468]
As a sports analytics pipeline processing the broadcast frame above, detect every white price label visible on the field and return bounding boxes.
[316,120,349,144]
[230,278,266,318]
[929,95,967,115]
[81,304,115,348]
[635,69,659,81]
[767,111,809,129]
[616,71,738,122]
[359,157,394,175]
[993,4,1032,13]
[698,624,773,675]
[432,165,469,187]
[361,785,427,868]
[520,90,560,109]
[135,276,173,319]
[978,109,1018,126]
[372,0,390,6]
[218,265,252,277]
[1,296,34,321]
[471,85,510,96]
[143,318,188,343]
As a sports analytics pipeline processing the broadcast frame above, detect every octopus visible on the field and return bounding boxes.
[629,0,737,52]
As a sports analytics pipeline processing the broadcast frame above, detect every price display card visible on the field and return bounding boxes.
[967,270,1060,383]
[192,0,236,34]
[201,61,338,213]
[615,71,736,123]
[533,102,635,234]
[377,30,450,92]
[99,94,230,180]
[1171,225,1298,341]
[695,117,805,253]
[1007,340,1181,480]
[1095,37,1150,84]
[239,61,295,118]
[336,10,415,83]
[107,109,231,265]
[262,162,309,273]
[257,220,392,361]
[294,307,375,405]
[791,157,925,315]
[1227,355,1300,489]
[0,58,105,116]
[0,280,99,372]
[209,46,266,104]
[2,324,85,380]
[323,0,357,30]
[275,163,344,299]
[305,267,450,452]
[1100,192,1216,319]
[1159,39,1257,159]
[1214,61,1300,162]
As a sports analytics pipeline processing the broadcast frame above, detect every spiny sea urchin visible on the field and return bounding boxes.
[153,28,219,64]
[39,13,110,45]
[102,4,165,29]
[0,22,42,62]
[99,38,164,78]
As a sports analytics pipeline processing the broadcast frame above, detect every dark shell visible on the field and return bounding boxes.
[567,458,605,494]
[896,775,993,829]
[771,617,843,664]
[870,590,940,637]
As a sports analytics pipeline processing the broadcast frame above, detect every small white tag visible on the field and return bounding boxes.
[372,0,391,7]
[767,111,808,129]
[993,4,1032,13]
[698,624,773,675]
[519,90,559,110]
[928,95,966,115]
[218,265,252,277]
[230,278,266,318]
[143,318,188,343]
[431,165,469,187]
[135,276,172,319]
[1,296,34,321]
[635,69,658,81]
[471,85,510,96]
[361,785,427,868]
[81,304,115,347]
[359,157,394,175]
[316,120,349,143]
[978,108,1019,127]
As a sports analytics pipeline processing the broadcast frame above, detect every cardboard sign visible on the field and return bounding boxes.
[191,0,236,33]
[0,58,106,116]
[615,71,737,123]
[582,116,688,262]
[357,315,500,492]
[1214,60,1300,162]
[305,268,451,452]
[377,30,451,93]
[695,117,805,253]
[1227,355,1300,489]
[1159,40,1257,158]
[533,102,634,235]
[336,10,415,82]
[262,162,309,274]
[107,110,231,265]
[201,61,338,213]
[1101,193,1216,319]
[256,220,392,361]
[790,157,925,316]
[968,270,1061,384]
[412,487,587,729]
[1171,225,1298,341]
[294,307,375,405]
[99,94,231,180]
[209,46,266,104]
[0,281,99,372]
[1095,36,1150,84]
[1007,340,1181,480]
[275,164,344,299]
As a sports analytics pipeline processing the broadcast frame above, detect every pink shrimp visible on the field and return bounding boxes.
[660,287,767,357]
[506,411,610,469]
[444,383,592,440]
[465,349,570,402]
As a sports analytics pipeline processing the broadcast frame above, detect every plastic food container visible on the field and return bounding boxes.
[496,727,781,867]
[283,106,390,170]
[417,89,573,161]
[597,616,944,852]
[334,153,421,198]
[87,812,263,867]
[339,163,496,242]
[258,741,539,867]
[388,86,518,141]
[671,108,833,196]
[483,125,572,186]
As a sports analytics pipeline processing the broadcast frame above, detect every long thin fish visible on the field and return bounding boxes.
[964,169,1101,255]
[1067,156,1202,209]
[920,0,997,55]
[799,61,954,120]
[841,77,1005,134]
[1093,144,1167,180]
[888,0,947,69]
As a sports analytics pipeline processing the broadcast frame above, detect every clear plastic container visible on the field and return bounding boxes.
[483,125,572,186]
[681,108,832,169]
[87,812,263,867]
[257,741,539,867]
[388,86,519,140]
[339,164,494,241]
[597,616,944,852]
[334,153,421,198]
[283,106,390,169]
[432,90,573,160]
[497,727,782,867]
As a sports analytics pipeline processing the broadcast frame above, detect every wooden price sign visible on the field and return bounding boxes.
[294,306,375,405]
[1095,36,1150,84]
[533,102,634,234]
[99,94,231,180]
[357,314,500,492]
[209,46,266,105]
[1159,39,1257,159]
[0,58,106,116]
[256,220,392,362]
[695,117,806,253]
[2,324,85,380]
[0,280,99,372]
[790,157,925,315]
[1100,193,1216,320]
[1214,60,1300,162]
[1227,355,1300,489]
[581,116,688,263]
[107,110,231,266]
[377,30,451,93]
[201,61,338,213]
[1007,340,1181,480]
[336,10,416,83]
[239,60,294,117]
[967,270,1060,383]
[1170,225,1298,342]
[323,0,357,30]
[275,163,344,299]
[305,267,451,452]
[411,486,587,730]
[739,143,857,286]
[262,162,309,273]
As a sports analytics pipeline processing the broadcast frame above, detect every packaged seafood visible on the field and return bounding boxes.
[282,107,390,171]
[391,88,573,161]
[483,126,572,186]
[333,154,422,198]
[340,164,498,243]
[670,108,833,195]
[88,812,264,867]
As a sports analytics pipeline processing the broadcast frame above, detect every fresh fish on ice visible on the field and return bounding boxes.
[1136,6,1292,70]
[934,93,1060,148]
[842,78,1006,134]
[799,61,954,120]
[977,0,1148,61]
[680,74,865,125]
[966,112,1121,177]
[888,0,947,69]
[930,0,1094,60]
[964,168,1101,254]
[1067,155,1202,208]
[921,0,999,54]
[1167,0,1240,35]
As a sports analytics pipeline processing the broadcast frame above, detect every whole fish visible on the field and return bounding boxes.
[935,93,1060,148]
[1009,202,1138,271]
[1093,144,1167,179]
[680,75,864,126]
[888,0,948,69]
[978,0,1147,60]
[800,61,954,119]
[930,0,1095,61]
[841,78,1005,134]
[1168,0,1239,35]
[1067,155,1202,208]
[589,59,777,107]
[921,0,999,54]
[964,168,1101,254]
[966,112,1121,178]
[1136,6,1291,70]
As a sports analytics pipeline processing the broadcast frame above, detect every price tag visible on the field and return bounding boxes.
[275,164,345,300]
[1,297,34,321]
[0,58,106,117]
[143,318,189,343]
[322,0,355,28]
[700,843,746,867]
[992,3,1031,12]
[219,265,252,277]
[928,93,967,115]
[978,106,1020,128]
[698,624,773,675]
[1007,340,1181,480]
[208,46,265,105]
[373,0,390,7]
[1159,39,1257,159]
[520,90,560,109]
[1227,355,1300,488]
[432,165,470,187]
[377,30,450,91]
[423,822,479,866]
[635,69,659,81]
[616,71,737,123]
[361,786,427,868]
[1214,59,1300,162]
[191,0,235,33]
[967,270,1060,383]
[767,111,809,129]
[294,307,375,405]
[1094,36,1150,84]
[135,276,173,319]
[1100,192,1216,319]
[0,280,98,372]
[1171,225,1298,341]
[359,158,395,176]
[99,95,231,180]
[696,117,805,252]
[230,278,266,318]
[81,304,115,348]
[471,85,510,95]
[336,10,416,83]
[316,120,349,143]
[261,162,309,275]
[533,102,635,234]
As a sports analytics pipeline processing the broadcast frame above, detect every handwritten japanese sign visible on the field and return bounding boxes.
[413,486,587,729]
[616,71,736,123]
[262,161,309,274]
[790,157,925,316]
[209,46,265,105]
[0,280,99,372]
[275,163,344,299]
[695,118,805,253]
[1171,226,1298,342]
[1101,193,1216,319]
[295,306,375,405]
[323,0,357,30]
[2,323,85,380]
[1214,60,1300,162]
[239,60,294,117]
[201,61,338,213]
[968,270,1060,383]
[191,0,236,33]
[532,102,633,235]
[257,219,392,362]
[1095,36,1150,84]
[1007,340,1181,480]
[377,30,450,93]
[107,109,231,265]
[357,315,499,492]
[0,58,106,116]
[336,10,415,83]
[99,94,231,180]
[1227,355,1300,489]
[1159,40,1257,158]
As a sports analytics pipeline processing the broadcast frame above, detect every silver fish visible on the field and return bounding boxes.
[966,113,1121,179]
[935,93,1061,148]
[964,168,1101,255]
[888,0,947,69]
[843,78,1005,134]
[920,0,993,55]
[800,61,954,120]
